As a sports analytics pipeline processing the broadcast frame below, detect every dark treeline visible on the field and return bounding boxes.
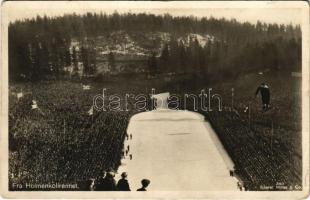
[153,32,301,81]
[9,12,301,81]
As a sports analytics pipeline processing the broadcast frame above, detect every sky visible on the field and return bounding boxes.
[2,1,305,25]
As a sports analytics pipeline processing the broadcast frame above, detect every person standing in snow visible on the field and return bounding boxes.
[116,172,131,191]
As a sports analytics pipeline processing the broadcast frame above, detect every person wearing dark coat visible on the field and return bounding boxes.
[137,179,150,191]
[94,169,117,191]
[137,187,146,191]
[77,179,93,191]
[255,83,270,110]
[117,172,131,191]
[93,171,106,191]
[103,171,117,191]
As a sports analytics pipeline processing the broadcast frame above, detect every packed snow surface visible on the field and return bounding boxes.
[117,109,238,191]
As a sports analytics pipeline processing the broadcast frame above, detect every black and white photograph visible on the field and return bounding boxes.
[0,1,309,198]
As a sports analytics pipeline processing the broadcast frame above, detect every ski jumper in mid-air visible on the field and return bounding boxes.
[255,83,270,111]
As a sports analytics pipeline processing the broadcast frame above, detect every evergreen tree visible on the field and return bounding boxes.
[148,52,157,76]
[108,52,115,73]
[81,46,89,76]
[72,46,79,75]
[160,43,170,72]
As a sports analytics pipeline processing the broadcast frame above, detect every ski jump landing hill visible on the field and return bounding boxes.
[117,93,239,191]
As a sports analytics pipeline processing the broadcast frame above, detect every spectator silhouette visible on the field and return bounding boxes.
[77,179,93,191]
[93,171,106,191]
[94,169,117,191]
[116,172,130,191]
[137,179,150,191]
[255,82,270,111]
[229,170,234,177]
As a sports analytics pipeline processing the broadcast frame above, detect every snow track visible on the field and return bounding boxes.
[117,109,239,191]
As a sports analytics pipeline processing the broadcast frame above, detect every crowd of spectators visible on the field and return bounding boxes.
[207,110,301,190]
[9,81,136,190]
[8,71,302,191]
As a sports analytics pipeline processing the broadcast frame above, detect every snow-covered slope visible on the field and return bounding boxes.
[178,33,215,47]
[70,31,216,58]
[117,109,238,191]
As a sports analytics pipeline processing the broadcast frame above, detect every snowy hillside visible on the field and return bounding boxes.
[178,33,215,47]
[70,31,216,59]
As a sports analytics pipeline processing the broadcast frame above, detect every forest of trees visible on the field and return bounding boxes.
[9,12,301,81]
[152,31,301,81]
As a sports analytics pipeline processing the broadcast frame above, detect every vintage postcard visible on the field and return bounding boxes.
[0,1,309,199]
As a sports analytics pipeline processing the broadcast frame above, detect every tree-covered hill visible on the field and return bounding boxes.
[9,12,301,81]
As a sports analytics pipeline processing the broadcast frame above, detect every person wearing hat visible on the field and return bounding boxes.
[94,168,117,191]
[116,172,131,191]
[103,168,117,191]
[93,170,106,191]
[137,179,150,191]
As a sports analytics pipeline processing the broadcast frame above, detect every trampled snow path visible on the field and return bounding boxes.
[116,109,239,191]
